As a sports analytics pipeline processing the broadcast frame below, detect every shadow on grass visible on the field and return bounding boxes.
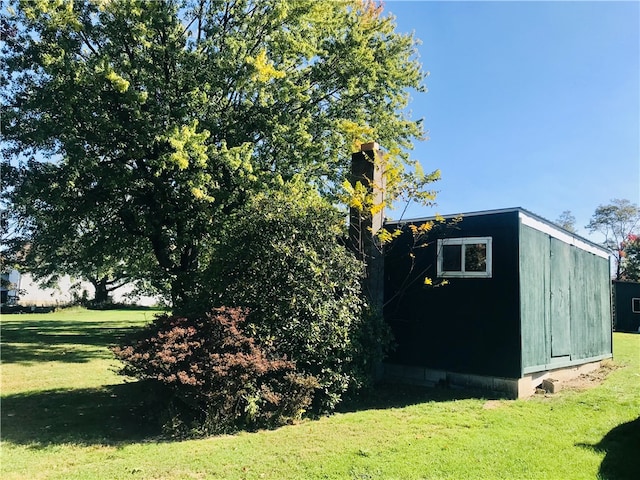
[1,381,164,447]
[1,378,503,447]
[1,320,144,364]
[579,416,640,480]
[338,381,503,413]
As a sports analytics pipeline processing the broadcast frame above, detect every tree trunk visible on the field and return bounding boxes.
[171,273,193,316]
[92,279,111,304]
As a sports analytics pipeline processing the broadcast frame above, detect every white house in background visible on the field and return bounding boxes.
[0,269,159,307]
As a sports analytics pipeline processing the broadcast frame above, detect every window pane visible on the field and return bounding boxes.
[442,244,462,271]
[465,243,487,272]
[633,298,640,313]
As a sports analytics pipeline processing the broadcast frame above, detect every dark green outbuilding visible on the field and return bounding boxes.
[612,281,640,333]
[383,208,613,398]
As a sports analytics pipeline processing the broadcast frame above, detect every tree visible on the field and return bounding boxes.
[0,161,25,300]
[555,210,576,233]
[0,162,15,273]
[586,199,640,280]
[620,234,640,282]
[2,0,434,313]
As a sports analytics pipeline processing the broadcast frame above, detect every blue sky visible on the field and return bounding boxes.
[384,0,639,238]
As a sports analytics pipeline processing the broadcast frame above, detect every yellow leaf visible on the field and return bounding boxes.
[105,70,130,93]
[418,221,433,233]
[248,49,286,82]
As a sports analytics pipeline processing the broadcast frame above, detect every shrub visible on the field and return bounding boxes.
[205,182,390,412]
[112,307,318,435]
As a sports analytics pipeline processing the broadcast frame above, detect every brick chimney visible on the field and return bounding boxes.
[349,142,385,314]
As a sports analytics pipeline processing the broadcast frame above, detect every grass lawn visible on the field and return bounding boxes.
[1,308,638,480]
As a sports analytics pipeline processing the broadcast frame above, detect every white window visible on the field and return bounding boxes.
[633,298,640,314]
[437,237,492,278]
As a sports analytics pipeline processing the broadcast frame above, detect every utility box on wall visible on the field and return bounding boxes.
[383,208,613,398]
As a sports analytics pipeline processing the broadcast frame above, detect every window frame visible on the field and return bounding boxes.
[632,298,640,314]
[436,237,493,278]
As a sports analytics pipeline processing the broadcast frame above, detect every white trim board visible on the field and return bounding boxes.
[519,212,610,259]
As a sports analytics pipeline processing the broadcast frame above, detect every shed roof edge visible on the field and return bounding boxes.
[385,207,610,258]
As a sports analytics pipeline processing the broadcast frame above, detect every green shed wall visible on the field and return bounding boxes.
[612,281,640,332]
[384,211,521,379]
[519,223,612,374]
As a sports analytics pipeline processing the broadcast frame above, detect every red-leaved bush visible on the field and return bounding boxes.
[112,307,318,435]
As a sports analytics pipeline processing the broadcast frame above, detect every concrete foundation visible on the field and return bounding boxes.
[382,360,604,399]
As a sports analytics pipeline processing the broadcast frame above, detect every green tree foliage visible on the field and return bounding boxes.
[0,163,15,274]
[621,234,640,282]
[3,160,156,303]
[586,199,640,280]
[2,0,432,311]
[207,182,387,411]
[555,210,576,233]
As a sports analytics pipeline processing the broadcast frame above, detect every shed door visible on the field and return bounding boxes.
[550,238,571,357]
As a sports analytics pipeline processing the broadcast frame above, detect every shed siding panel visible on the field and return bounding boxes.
[550,238,572,357]
[570,251,612,359]
[519,225,549,369]
[598,259,613,355]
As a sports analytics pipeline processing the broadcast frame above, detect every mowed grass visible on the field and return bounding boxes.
[1,308,639,480]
